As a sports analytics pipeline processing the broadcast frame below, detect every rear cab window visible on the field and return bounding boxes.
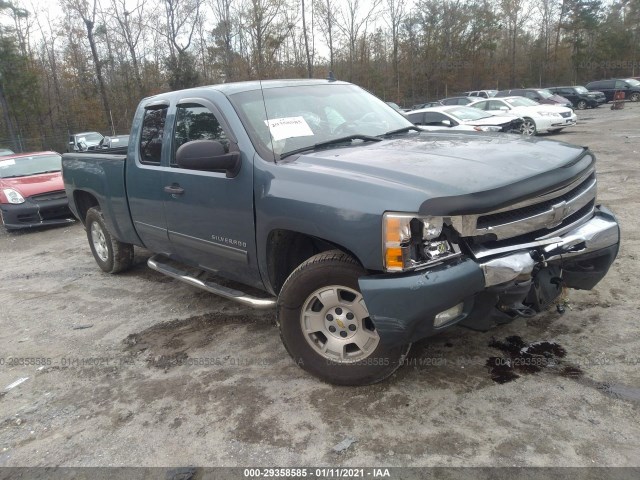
[139,107,168,165]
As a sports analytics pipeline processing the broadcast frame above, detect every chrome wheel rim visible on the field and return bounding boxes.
[90,222,109,262]
[521,120,536,136]
[300,285,380,363]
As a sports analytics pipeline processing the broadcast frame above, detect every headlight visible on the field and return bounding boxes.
[383,212,456,272]
[537,111,561,117]
[3,188,25,204]
[474,126,501,132]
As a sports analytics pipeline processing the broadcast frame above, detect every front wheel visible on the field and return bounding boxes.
[576,100,587,110]
[520,118,537,136]
[277,250,410,385]
[85,207,134,273]
[630,92,640,102]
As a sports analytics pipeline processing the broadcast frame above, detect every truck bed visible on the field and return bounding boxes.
[62,151,141,246]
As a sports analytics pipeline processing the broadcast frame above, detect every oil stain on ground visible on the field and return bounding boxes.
[486,335,569,384]
[486,335,640,405]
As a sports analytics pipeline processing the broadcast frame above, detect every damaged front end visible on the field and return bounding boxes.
[359,162,620,347]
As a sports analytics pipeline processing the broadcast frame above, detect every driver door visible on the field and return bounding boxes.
[162,99,259,287]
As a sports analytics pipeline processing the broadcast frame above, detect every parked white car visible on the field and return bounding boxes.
[469,96,577,135]
[407,106,523,133]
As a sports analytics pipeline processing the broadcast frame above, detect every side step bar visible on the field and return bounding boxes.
[147,254,276,309]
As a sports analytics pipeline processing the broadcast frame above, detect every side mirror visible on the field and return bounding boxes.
[176,139,241,178]
[499,106,509,111]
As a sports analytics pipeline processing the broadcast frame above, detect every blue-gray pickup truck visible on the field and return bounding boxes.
[62,79,620,385]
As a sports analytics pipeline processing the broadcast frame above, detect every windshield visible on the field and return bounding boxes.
[625,79,640,87]
[229,84,412,160]
[537,89,554,99]
[445,106,492,121]
[0,154,61,178]
[505,97,539,107]
[575,86,589,94]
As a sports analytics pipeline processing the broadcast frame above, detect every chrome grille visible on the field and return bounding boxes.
[451,169,597,242]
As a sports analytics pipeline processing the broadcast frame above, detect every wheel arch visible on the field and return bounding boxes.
[73,190,100,225]
[265,229,363,296]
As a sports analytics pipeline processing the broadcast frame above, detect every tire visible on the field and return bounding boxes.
[520,118,537,136]
[277,250,411,386]
[85,207,134,273]
[576,100,587,110]
[630,92,640,102]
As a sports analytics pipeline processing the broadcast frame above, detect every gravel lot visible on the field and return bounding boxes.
[1,103,639,468]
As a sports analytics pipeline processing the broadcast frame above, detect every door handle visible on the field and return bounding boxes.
[164,185,185,195]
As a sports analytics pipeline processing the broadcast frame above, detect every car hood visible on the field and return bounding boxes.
[0,172,64,198]
[282,132,592,215]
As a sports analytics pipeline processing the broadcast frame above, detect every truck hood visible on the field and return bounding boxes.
[284,132,592,215]
[0,172,64,198]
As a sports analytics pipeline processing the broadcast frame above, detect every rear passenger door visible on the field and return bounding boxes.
[161,99,259,286]
[127,102,171,254]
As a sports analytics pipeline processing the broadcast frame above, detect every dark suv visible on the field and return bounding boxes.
[547,86,606,109]
[495,88,573,108]
[585,79,640,102]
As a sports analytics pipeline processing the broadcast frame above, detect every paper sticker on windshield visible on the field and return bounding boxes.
[265,117,314,141]
[0,159,16,167]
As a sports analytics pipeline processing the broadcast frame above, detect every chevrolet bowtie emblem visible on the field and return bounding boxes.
[547,200,568,228]
[336,319,345,329]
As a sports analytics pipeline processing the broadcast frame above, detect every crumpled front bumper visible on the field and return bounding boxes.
[359,205,620,347]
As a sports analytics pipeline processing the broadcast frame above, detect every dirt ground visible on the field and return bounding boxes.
[1,102,639,469]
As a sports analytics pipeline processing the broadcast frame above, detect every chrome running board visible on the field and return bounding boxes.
[147,254,276,309]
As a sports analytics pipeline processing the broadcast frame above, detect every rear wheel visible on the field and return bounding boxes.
[85,207,134,273]
[520,118,537,136]
[277,250,410,385]
[630,92,640,102]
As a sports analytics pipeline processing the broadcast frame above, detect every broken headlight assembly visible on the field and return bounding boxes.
[382,212,461,272]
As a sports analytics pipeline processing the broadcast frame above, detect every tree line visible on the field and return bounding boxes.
[0,0,639,153]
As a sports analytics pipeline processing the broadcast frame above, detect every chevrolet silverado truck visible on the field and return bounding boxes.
[62,79,620,385]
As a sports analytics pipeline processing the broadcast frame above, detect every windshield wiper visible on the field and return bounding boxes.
[380,126,422,137]
[280,134,382,160]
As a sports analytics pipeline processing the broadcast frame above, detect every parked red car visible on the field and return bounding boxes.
[0,151,75,230]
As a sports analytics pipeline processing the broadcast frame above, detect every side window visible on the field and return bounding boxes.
[487,100,505,110]
[407,112,424,125]
[139,107,168,165]
[423,112,449,125]
[603,80,615,89]
[173,104,229,167]
[615,80,628,89]
[473,101,488,111]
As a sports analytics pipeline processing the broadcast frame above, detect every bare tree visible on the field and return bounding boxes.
[109,0,145,96]
[335,0,381,81]
[301,0,313,77]
[314,0,336,70]
[385,0,407,100]
[242,0,292,78]
[63,0,114,133]
[209,0,236,81]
